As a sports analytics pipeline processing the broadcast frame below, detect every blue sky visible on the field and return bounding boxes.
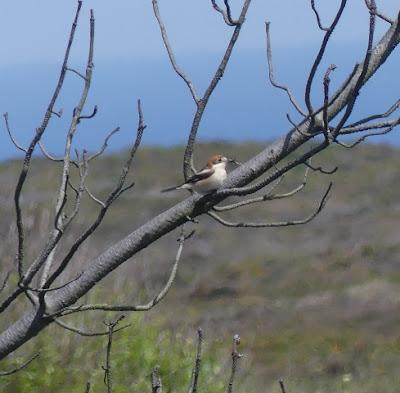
[0,1,399,160]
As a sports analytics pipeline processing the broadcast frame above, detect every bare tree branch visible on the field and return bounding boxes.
[50,108,63,118]
[322,64,337,142]
[43,100,146,290]
[77,105,98,124]
[66,66,87,81]
[304,160,338,175]
[279,379,287,393]
[151,365,163,393]
[152,0,199,103]
[209,182,332,228]
[339,118,400,135]
[342,99,400,128]
[12,1,83,280]
[286,113,312,137]
[54,318,130,337]
[336,122,399,148]
[182,0,253,179]
[53,226,190,316]
[332,0,376,138]
[226,334,242,393]
[305,0,347,116]
[85,185,106,207]
[38,10,96,289]
[265,22,307,117]
[364,0,394,24]
[3,113,27,153]
[84,382,91,393]
[102,315,125,393]
[218,142,328,198]
[38,141,64,162]
[0,3,399,360]
[211,0,239,26]
[87,127,120,162]
[310,0,329,31]
[0,272,10,294]
[0,353,39,376]
[188,328,203,393]
[214,167,309,212]
[20,274,82,295]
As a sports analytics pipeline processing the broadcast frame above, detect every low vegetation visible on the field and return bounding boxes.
[1,142,400,392]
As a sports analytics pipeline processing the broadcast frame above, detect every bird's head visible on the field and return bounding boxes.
[207,154,241,169]
[207,154,228,169]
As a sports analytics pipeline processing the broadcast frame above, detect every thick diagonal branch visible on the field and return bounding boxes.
[0,7,399,360]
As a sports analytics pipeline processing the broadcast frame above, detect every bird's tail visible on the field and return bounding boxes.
[160,186,178,193]
[161,183,189,193]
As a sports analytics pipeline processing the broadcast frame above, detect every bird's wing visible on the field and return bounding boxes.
[186,167,215,184]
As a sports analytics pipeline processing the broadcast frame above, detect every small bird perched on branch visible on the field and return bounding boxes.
[161,154,239,194]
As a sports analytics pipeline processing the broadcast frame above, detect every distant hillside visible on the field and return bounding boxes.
[1,142,400,392]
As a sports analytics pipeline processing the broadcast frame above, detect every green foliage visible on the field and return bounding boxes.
[2,143,400,392]
[0,315,227,393]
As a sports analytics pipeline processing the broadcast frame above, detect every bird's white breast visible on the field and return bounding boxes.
[193,164,227,194]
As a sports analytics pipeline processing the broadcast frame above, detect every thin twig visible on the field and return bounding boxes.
[310,0,329,31]
[102,315,125,393]
[54,318,130,337]
[152,0,199,102]
[22,273,83,294]
[223,0,240,25]
[84,382,91,393]
[0,272,10,294]
[304,160,338,175]
[305,0,347,116]
[44,100,146,289]
[38,141,79,168]
[332,0,376,138]
[12,0,83,280]
[339,118,400,135]
[52,226,189,316]
[3,113,27,153]
[343,99,400,128]
[336,122,398,148]
[0,353,40,376]
[286,113,312,137]
[211,0,239,26]
[85,185,106,207]
[87,127,120,162]
[188,328,203,393]
[322,64,337,141]
[214,166,309,212]
[77,105,98,123]
[39,11,96,290]
[151,365,163,393]
[364,0,393,24]
[66,67,87,80]
[226,334,242,393]
[50,108,63,118]
[217,141,328,198]
[265,22,307,117]
[182,0,252,179]
[209,182,332,228]
[279,379,287,393]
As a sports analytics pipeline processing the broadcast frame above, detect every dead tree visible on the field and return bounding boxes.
[0,0,399,364]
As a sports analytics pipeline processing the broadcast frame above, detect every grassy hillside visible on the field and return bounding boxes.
[1,142,400,392]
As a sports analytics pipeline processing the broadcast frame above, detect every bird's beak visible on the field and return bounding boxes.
[228,158,242,165]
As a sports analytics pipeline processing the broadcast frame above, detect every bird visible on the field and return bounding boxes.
[161,154,238,194]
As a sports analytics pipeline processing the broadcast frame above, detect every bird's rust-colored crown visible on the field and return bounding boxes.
[207,154,224,168]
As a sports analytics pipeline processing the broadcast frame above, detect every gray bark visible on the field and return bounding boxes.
[0,11,399,360]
